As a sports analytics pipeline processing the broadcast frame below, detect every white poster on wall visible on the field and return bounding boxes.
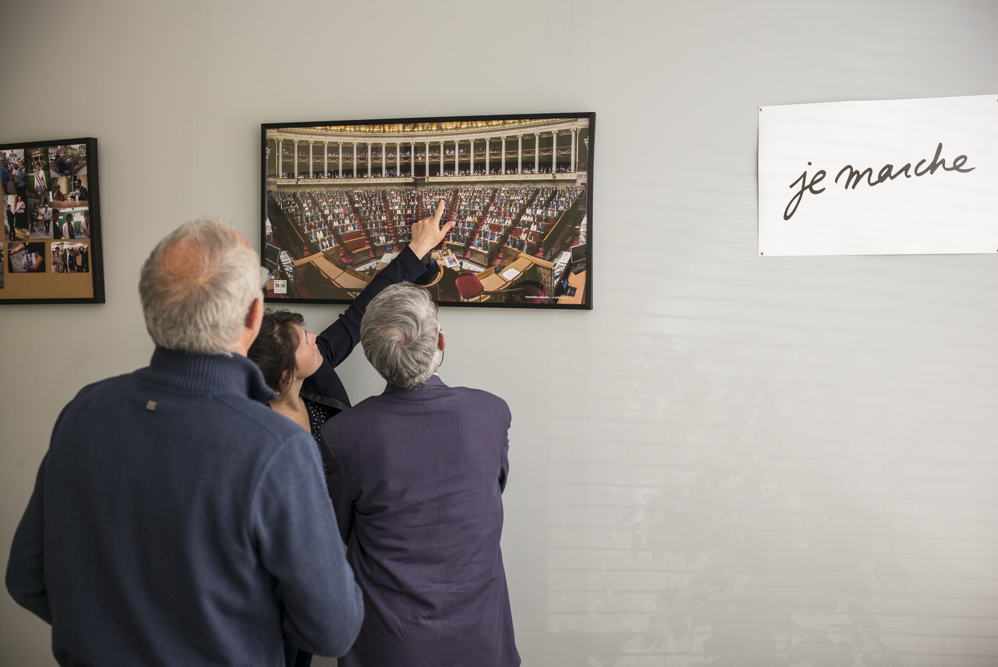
[758,94,998,256]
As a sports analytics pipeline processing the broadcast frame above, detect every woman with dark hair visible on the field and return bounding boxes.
[250,309,323,432]
[250,200,451,437]
[249,201,450,667]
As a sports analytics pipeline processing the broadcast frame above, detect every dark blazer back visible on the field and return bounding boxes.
[322,375,520,667]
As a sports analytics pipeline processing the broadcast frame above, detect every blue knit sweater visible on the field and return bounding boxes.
[6,347,363,666]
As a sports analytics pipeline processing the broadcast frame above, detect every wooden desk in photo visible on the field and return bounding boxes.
[559,268,586,305]
[294,253,371,290]
[474,254,557,300]
[477,255,532,292]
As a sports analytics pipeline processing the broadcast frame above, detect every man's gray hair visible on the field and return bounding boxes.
[139,217,260,354]
[361,283,441,389]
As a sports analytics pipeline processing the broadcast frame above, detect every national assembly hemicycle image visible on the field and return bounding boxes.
[261,113,593,308]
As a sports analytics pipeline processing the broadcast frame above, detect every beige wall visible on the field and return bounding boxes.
[2,1,997,665]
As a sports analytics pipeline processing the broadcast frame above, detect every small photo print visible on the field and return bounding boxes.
[29,201,56,239]
[5,191,30,243]
[53,209,89,240]
[7,242,46,273]
[52,241,90,273]
[3,196,14,241]
[1,148,25,200]
[30,154,51,201]
[48,144,87,182]
[48,144,88,204]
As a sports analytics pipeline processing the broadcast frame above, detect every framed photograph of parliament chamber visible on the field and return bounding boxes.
[1,137,104,304]
[261,112,593,309]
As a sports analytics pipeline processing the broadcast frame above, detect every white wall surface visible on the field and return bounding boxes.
[2,1,996,665]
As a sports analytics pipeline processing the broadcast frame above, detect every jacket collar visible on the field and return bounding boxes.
[383,373,447,395]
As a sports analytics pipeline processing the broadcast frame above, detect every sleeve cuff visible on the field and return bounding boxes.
[396,245,430,281]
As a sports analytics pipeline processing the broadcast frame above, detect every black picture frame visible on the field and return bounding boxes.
[261,113,593,309]
[1,137,104,304]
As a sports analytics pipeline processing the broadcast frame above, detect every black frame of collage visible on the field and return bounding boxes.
[0,136,104,304]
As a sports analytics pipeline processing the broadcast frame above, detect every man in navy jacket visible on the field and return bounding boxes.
[6,218,363,666]
[323,283,520,667]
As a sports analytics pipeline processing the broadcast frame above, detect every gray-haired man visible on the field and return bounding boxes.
[321,283,520,666]
[7,218,363,665]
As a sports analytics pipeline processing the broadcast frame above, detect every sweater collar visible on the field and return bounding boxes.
[147,346,277,404]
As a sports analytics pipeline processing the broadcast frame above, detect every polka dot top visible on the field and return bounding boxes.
[304,397,335,491]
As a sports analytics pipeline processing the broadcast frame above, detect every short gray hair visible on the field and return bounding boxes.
[361,283,441,389]
[139,217,260,354]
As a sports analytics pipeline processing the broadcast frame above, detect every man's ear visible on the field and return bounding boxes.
[233,298,264,356]
[437,330,446,351]
[246,297,263,337]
